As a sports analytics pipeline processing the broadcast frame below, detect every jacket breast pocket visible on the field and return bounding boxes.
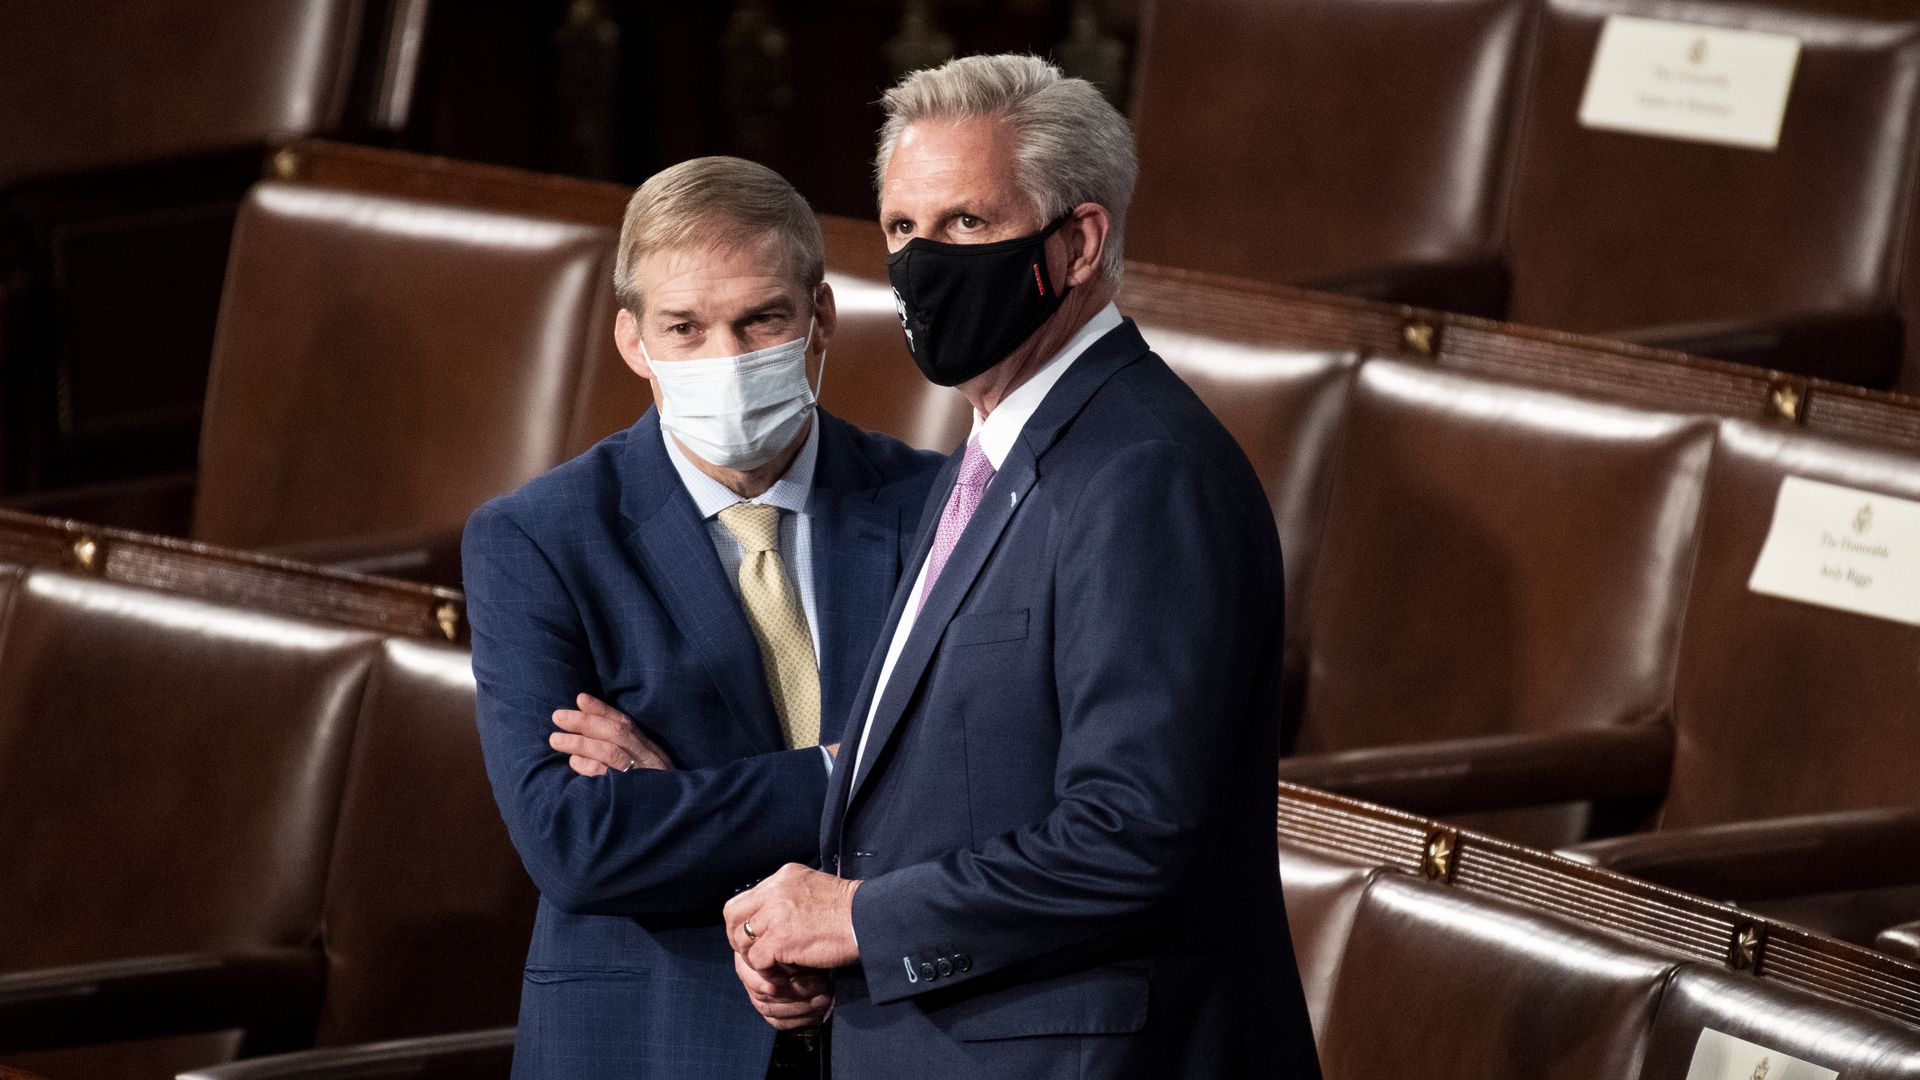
[938,964,1149,1041]
[946,608,1029,648]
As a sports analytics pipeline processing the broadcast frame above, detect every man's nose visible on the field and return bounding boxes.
[712,330,752,357]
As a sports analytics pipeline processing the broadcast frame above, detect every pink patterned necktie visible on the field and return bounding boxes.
[920,437,997,605]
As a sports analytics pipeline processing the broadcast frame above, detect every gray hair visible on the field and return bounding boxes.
[614,156,824,314]
[876,54,1137,282]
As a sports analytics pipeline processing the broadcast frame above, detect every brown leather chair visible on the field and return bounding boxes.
[1278,359,1711,845]
[1639,963,1920,1080]
[190,181,620,584]
[163,639,535,1080]
[1129,0,1531,316]
[0,2,426,499]
[1504,0,1920,387]
[1277,844,1380,1045]
[1564,419,1920,944]
[1318,871,1677,1080]
[177,1028,515,1080]
[308,639,536,1047]
[1125,272,1363,728]
[0,569,384,1079]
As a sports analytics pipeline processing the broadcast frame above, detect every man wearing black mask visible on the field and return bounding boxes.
[723,54,1323,1079]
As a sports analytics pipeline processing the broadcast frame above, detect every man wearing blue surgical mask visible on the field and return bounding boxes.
[463,156,943,1080]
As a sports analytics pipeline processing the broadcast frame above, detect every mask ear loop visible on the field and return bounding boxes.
[805,311,827,406]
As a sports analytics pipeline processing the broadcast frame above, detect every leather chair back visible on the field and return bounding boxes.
[0,1,363,187]
[1664,420,1920,831]
[1639,963,1920,1079]
[312,638,536,1044]
[1137,320,1359,720]
[1505,0,1920,386]
[1130,0,1531,314]
[192,182,618,553]
[1277,842,1381,1045]
[1298,360,1714,841]
[1319,871,1675,1080]
[0,569,379,969]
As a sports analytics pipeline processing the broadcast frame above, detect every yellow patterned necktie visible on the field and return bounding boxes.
[717,502,821,749]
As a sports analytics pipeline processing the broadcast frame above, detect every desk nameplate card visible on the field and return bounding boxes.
[1750,475,1920,627]
[1685,1028,1837,1080]
[1579,15,1801,151]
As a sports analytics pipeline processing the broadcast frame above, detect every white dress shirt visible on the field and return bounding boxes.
[848,303,1124,783]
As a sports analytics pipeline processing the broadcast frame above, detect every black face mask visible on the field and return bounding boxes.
[887,214,1072,387]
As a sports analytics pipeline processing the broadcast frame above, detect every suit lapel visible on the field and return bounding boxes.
[807,416,902,741]
[620,412,786,754]
[842,320,1153,811]
[822,448,957,857]
[845,451,1034,803]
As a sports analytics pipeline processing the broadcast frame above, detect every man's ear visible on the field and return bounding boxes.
[615,308,652,380]
[812,280,839,353]
[1060,204,1111,289]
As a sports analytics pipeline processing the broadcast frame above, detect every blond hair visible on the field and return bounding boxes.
[614,156,824,313]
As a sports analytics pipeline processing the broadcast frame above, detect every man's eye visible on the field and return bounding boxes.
[957,214,981,229]
[890,220,914,236]
[667,323,693,336]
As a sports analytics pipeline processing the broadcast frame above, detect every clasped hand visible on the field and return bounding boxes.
[725,864,862,1028]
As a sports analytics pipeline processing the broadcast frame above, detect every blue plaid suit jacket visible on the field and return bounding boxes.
[464,408,940,1079]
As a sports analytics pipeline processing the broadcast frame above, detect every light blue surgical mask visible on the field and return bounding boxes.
[643,318,824,470]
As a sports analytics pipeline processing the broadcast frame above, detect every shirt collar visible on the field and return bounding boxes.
[662,413,820,520]
[972,302,1123,469]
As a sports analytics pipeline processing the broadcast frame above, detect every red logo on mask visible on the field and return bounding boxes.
[1032,264,1046,296]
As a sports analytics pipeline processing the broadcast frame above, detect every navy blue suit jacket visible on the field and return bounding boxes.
[823,321,1322,1079]
[464,409,940,1079]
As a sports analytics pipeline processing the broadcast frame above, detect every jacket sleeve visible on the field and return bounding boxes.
[463,502,828,916]
[849,438,1281,1003]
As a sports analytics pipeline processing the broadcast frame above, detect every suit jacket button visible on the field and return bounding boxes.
[954,953,972,972]
[919,961,937,981]
[935,957,953,977]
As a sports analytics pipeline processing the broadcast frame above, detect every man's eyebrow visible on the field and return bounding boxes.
[656,309,699,321]
[744,298,795,316]
[883,204,980,228]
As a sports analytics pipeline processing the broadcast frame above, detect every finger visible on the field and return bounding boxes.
[549,732,633,770]
[551,708,587,729]
[722,893,760,953]
[578,693,629,721]
[745,935,779,971]
[568,754,607,777]
[571,711,647,755]
[754,995,829,1019]
[764,999,825,1022]
[734,951,783,1000]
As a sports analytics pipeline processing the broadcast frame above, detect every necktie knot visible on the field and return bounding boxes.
[718,502,781,553]
[955,438,996,490]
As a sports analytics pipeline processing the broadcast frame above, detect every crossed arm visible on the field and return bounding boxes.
[554,693,837,1029]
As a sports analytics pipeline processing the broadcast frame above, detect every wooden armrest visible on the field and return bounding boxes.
[1563,808,1920,902]
[0,948,323,1055]
[261,524,463,586]
[177,1027,516,1080]
[1276,723,1672,816]
[1613,307,1901,388]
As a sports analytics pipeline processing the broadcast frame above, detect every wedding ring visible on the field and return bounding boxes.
[743,921,758,942]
